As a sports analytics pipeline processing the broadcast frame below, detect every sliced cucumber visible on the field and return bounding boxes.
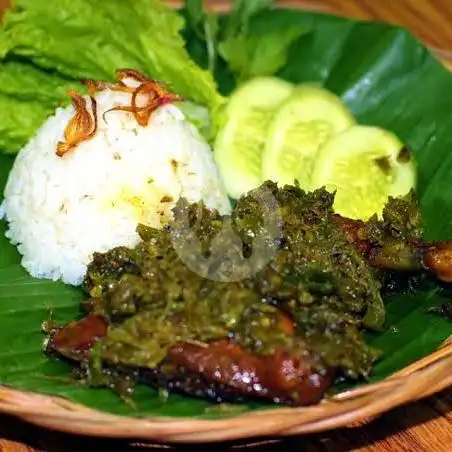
[213,77,294,199]
[311,125,417,220]
[262,85,355,190]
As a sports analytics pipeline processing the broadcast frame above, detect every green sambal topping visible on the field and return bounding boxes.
[79,182,425,380]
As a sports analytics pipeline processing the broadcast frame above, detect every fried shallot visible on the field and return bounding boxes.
[56,69,182,157]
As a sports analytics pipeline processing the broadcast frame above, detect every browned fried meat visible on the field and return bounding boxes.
[333,213,452,283]
[47,313,332,406]
[167,340,332,405]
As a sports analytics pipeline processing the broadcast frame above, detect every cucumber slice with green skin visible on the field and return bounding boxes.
[262,85,356,190]
[213,77,294,199]
[310,125,417,221]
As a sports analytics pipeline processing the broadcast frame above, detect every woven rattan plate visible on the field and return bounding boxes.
[0,339,451,442]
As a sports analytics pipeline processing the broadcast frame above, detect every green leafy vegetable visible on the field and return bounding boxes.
[176,101,213,141]
[0,61,82,153]
[0,0,223,110]
[184,0,219,73]
[185,0,204,27]
[0,0,225,153]
[225,0,275,37]
[183,0,308,84]
[218,8,311,83]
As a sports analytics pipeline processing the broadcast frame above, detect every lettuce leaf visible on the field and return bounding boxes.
[1,0,223,110]
[176,101,213,142]
[0,61,82,153]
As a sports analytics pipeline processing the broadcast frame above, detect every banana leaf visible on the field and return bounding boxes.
[0,7,452,419]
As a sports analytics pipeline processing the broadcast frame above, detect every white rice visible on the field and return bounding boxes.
[0,86,231,286]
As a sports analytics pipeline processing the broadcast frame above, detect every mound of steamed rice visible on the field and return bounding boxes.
[0,88,231,286]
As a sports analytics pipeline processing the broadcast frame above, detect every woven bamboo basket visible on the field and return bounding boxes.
[0,339,451,443]
[0,0,452,445]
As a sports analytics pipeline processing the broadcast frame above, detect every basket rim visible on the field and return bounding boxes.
[1,0,452,444]
[0,338,450,442]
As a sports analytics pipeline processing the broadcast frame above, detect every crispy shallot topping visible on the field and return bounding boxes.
[56,69,182,157]
[115,68,149,84]
[103,69,182,126]
[81,79,109,96]
[56,90,98,157]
